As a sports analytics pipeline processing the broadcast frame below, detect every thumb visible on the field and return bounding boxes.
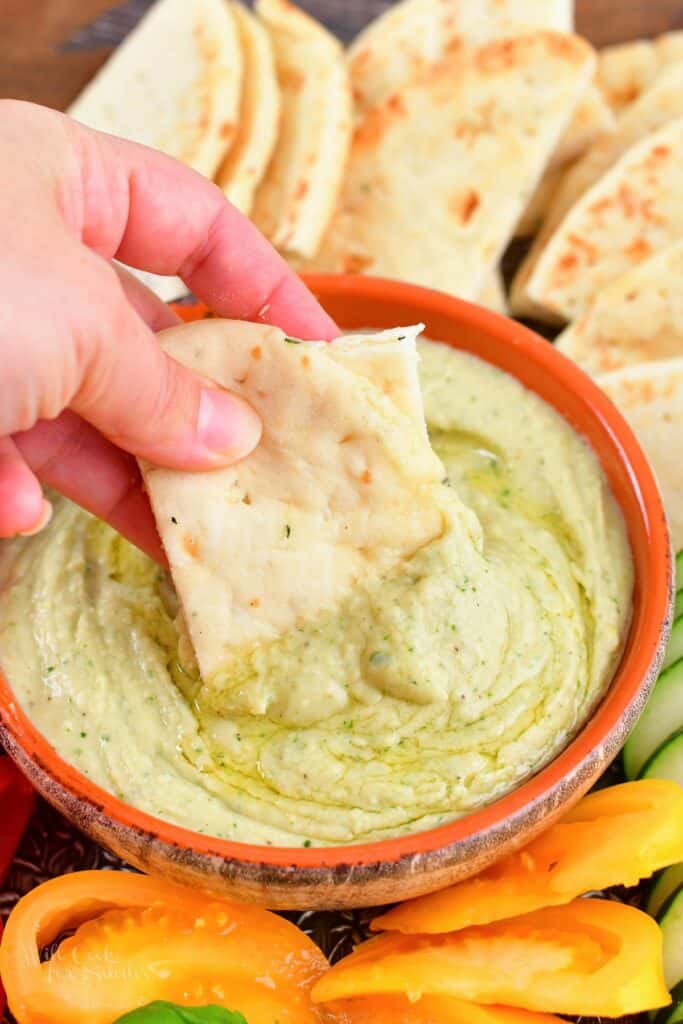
[71,268,262,470]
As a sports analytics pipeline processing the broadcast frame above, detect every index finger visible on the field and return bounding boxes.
[68,118,338,340]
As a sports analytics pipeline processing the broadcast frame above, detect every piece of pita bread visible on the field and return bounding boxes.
[596,39,659,114]
[511,61,683,318]
[307,33,594,302]
[347,0,603,173]
[599,359,683,549]
[557,61,683,226]
[141,321,445,695]
[511,116,683,322]
[556,241,683,375]
[597,32,683,115]
[68,0,242,180]
[347,0,574,114]
[550,84,614,169]
[215,3,280,215]
[477,270,508,315]
[250,0,352,258]
[657,31,683,67]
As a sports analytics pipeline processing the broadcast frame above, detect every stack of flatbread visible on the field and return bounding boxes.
[67,0,606,315]
[300,0,603,312]
[67,0,683,545]
[503,32,683,550]
[68,0,353,300]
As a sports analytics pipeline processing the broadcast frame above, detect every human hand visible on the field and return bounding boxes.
[0,100,336,562]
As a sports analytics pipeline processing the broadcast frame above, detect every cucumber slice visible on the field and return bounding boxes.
[655,993,683,1024]
[676,591,683,621]
[623,659,683,779]
[677,550,683,592]
[655,1000,683,1024]
[641,730,683,786]
[659,887,683,990]
[665,617,683,672]
[650,865,683,918]
[656,981,683,1024]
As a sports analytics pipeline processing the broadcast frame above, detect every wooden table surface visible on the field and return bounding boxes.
[2,0,682,114]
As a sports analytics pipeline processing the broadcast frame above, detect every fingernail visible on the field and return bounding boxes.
[197,388,262,462]
[19,498,53,537]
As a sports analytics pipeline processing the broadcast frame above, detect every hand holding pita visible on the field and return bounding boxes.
[0,100,335,560]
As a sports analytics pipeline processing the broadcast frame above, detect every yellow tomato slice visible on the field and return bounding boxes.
[374,781,683,934]
[323,995,565,1023]
[313,898,669,1018]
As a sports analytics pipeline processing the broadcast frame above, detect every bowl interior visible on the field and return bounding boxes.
[0,275,672,875]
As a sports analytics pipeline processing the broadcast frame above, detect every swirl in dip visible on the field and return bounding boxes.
[0,339,632,846]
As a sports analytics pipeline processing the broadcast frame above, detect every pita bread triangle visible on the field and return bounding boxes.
[512,116,683,322]
[307,32,595,302]
[556,241,683,375]
[68,0,243,179]
[250,0,353,258]
[215,2,281,215]
[599,358,683,550]
[140,321,446,709]
[511,61,683,320]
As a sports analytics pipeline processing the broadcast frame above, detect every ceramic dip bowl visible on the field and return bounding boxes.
[0,274,672,909]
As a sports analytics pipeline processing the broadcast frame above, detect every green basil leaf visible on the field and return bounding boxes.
[114,1001,248,1023]
[283,336,302,344]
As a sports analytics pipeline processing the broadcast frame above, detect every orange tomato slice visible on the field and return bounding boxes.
[0,871,327,1024]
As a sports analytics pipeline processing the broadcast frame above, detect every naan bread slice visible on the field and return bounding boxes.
[347,0,574,114]
[68,0,242,179]
[250,0,352,258]
[599,359,683,549]
[477,269,508,315]
[308,32,594,302]
[511,62,683,318]
[556,241,683,375]
[141,321,445,688]
[215,2,280,215]
[510,117,683,322]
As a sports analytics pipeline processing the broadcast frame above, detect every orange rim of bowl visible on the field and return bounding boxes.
[0,274,672,870]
